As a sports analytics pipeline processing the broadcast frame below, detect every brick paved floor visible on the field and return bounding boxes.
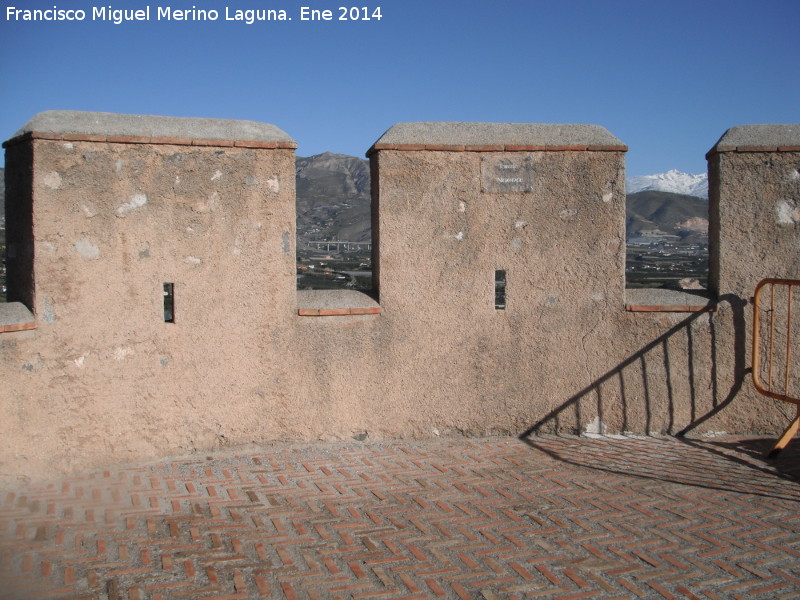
[1,435,800,600]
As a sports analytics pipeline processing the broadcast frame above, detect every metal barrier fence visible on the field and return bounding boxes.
[751,278,800,456]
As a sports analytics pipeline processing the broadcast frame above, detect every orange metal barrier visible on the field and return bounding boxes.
[752,278,800,456]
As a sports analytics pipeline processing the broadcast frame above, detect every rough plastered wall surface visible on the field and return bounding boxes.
[706,125,800,435]
[1,126,297,478]
[368,147,629,436]
[712,156,800,297]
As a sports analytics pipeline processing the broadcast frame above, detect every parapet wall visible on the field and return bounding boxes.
[1,112,799,480]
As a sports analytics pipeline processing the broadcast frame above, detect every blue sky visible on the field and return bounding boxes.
[1,0,798,176]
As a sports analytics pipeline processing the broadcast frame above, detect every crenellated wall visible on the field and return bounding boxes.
[1,112,798,480]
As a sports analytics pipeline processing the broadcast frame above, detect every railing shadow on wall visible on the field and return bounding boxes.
[520,294,748,440]
[520,293,800,494]
[517,294,800,495]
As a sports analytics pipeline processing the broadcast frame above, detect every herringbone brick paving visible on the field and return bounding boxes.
[1,435,799,599]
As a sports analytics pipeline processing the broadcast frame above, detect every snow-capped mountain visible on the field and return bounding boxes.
[626,169,708,199]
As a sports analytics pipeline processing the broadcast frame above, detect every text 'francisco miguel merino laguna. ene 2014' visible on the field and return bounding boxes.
[5,5,384,24]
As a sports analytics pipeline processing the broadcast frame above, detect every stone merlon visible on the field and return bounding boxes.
[707,124,800,156]
[3,110,297,149]
[367,122,627,155]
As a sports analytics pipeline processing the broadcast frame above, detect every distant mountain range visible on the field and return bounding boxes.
[626,169,708,199]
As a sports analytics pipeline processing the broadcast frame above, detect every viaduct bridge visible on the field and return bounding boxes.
[305,241,372,251]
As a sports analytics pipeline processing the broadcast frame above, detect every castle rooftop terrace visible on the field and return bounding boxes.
[2,435,799,599]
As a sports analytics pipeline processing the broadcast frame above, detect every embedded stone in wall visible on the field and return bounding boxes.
[775,199,800,226]
[116,193,148,217]
[75,237,100,259]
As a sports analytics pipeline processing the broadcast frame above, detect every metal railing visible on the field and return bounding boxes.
[751,278,800,456]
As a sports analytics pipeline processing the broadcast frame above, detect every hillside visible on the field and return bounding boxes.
[626,190,709,243]
[296,153,371,244]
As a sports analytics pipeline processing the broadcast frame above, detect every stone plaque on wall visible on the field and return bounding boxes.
[481,156,535,193]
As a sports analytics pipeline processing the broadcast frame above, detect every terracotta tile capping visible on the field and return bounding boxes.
[297,307,382,317]
[737,145,778,153]
[2,130,296,150]
[349,307,382,315]
[709,144,800,157]
[0,321,37,333]
[0,303,37,333]
[192,139,235,147]
[366,143,627,155]
[625,304,716,313]
[112,135,155,144]
[590,144,629,152]
[705,147,734,159]
[149,136,195,146]
[317,308,352,317]
[465,144,505,152]
[504,145,547,152]
[61,133,108,143]
[424,144,467,151]
[3,132,51,147]
[545,144,589,151]
[234,141,276,149]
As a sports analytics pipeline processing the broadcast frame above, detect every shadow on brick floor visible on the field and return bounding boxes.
[521,434,800,502]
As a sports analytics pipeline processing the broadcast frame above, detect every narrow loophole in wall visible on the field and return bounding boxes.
[495,270,506,310]
[163,283,175,323]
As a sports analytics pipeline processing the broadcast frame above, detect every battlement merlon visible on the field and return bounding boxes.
[2,110,298,149]
[367,122,627,156]
[706,124,800,157]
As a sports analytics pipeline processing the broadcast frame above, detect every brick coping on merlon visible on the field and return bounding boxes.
[2,110,298,150]
[367,121,628,156]
[706,123,800,157]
